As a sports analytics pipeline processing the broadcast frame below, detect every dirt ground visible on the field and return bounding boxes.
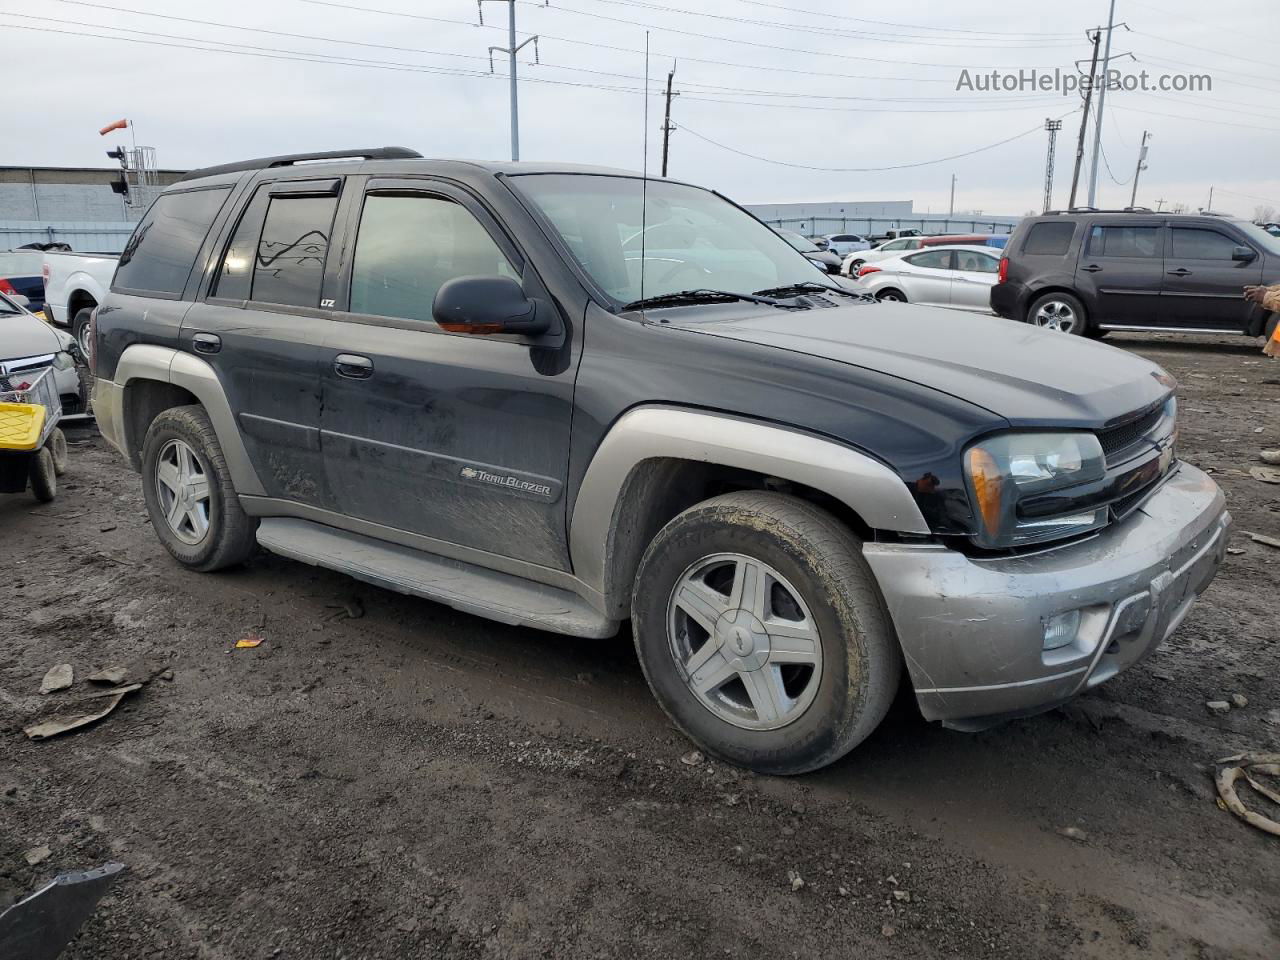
[2,332,1278,960]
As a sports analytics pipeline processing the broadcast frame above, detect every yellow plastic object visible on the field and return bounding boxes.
[0,401,46,451]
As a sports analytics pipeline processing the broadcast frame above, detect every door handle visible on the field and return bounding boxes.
[1167,268,1192,277]
[333,354,374,379]
[1081,264,1103,273]
[191,333,221,355]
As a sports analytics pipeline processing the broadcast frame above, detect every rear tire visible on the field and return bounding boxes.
[875,289,906,303]
[631,492,901,775]
[29,447,56,502]
[141,405,258,572]
[72,307,94,359]
[1028,291,1087,336]
[49,428,68,475]
[846,259,865,275]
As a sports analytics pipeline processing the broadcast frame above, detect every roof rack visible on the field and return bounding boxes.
[1046,206,1154,215]
[177,146,423,182]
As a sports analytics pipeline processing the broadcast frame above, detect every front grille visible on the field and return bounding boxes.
[1098,405,1164,462]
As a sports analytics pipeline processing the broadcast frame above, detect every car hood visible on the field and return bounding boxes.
[665,301,1171,426]
[0,310,64,363]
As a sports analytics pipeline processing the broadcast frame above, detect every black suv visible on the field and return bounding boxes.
[991,209,1279,337]
[92,148,1228,774]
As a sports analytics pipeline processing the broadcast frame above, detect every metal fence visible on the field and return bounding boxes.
[762,216,1019,238]
[0,220,135,253]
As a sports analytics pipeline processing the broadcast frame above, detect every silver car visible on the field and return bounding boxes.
[854,245,1001,313]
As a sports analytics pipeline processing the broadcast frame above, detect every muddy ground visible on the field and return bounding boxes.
[2,332,1278,959]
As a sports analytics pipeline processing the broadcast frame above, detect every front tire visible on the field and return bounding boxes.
[875,289,906,303]
[141,405,258,572]
[631,492,901,775]
[1028,291,1087,336]
[846,259,865,275]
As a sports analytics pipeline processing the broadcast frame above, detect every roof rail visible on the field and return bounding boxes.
[1045,206,1156,215]
[177,146,423,182]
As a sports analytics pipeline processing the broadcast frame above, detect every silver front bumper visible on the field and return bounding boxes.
[864,463,1229,724]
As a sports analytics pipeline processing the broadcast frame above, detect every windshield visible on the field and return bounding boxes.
[512,174,827,307]
[1235,221,1280,256]
[777,230,820,254]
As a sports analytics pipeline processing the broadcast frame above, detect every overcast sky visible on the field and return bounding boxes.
[6,0,1278,218]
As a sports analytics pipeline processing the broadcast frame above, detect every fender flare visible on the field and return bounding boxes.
[113,344,266,496]
[568,405,930,599]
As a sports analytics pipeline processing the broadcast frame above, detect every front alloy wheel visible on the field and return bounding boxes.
[668,553,823,731]
[154,438,212,544]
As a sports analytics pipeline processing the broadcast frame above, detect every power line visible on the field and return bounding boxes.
[1099,140,1133,186]
[553,0,1083,47]
[1110,103,1280,132]
[676,110,1077,173]
[727,0,1079,37]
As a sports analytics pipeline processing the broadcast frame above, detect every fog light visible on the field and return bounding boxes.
[1042,610,1081,650]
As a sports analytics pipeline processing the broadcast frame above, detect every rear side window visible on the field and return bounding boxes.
[1022,221,1075,256]
[1086,225,1160,258]
[1171,228,1241,260]
[906,250,952,270]
[114,187,229,295]
[349,194,518,323]
[215,187,338,307]
[957,251,998,273]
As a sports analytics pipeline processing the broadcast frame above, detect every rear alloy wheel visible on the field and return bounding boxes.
[632,492,901,775]
[1029,292,1086,335]
[72,307,95,358]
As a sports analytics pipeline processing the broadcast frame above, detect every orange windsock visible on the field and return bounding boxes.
[98,118,128,136]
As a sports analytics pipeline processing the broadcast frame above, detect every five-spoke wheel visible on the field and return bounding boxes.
[154,438,212,545]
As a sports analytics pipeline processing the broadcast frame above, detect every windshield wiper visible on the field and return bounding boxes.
[752,281,850,298]
[622,288,784,311]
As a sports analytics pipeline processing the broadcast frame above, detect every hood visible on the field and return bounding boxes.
[665,301,1170,426]
[0,309,64,363]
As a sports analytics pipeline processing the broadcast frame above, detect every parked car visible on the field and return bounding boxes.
[854,245,1002,312]
[842,235,925,275]
[819,233,871,257]
[94,147,1227,774]
[0,290,89,420]
[774,229,841,274]
[0,250,47,315]
[868,227,923,244]
[991,210,1280,337]
[42,250,119,356]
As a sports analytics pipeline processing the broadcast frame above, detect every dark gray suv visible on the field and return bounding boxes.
[991,209,1280,338]
[91,149,1229,774]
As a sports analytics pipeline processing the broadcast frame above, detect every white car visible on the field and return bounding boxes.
[0,291,88,419]
[819,233,871,257]
[853,245,1001,313]
[841,236,926,275]
[41,250,119,356]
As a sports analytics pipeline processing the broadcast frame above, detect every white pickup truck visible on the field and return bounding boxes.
[42,251,119,355]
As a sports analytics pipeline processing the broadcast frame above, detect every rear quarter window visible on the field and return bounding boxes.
[113,187,230,296]
[1022,221,1076,256]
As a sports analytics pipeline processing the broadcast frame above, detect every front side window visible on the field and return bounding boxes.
[1087,225,1160,258]
[906,250,953,270]
[511,174,824,307]
[1171,228,1241,260]
[114,187,230,295]
[349,194,518,322]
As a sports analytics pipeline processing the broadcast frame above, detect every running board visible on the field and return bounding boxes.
[1097,324,1243,335]
[256,518,619,639]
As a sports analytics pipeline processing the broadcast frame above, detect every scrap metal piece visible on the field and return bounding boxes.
[1215,753,1280,838]
[0,862,125,960]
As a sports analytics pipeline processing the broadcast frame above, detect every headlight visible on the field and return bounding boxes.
[52,351,75,370]
[964,432,1108,548]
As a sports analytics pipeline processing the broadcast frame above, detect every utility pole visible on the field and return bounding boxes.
[1155,197,1166,211]
[661,63,678,177]
[949,174,956,217]
[1206,185,1214,211]
[1068,28,1101,209]
[480,0,539,162]
[1086,0,1118,208]
[1043,119,1062,213]
[1128,130,1149,208]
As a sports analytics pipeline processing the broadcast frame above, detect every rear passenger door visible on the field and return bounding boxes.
[1162,225,1262,330]
[184,177,343,509]
[1076,221,1166,326]
[950,249,1001,310]
[897,249,954,307]
[319,179,577,570]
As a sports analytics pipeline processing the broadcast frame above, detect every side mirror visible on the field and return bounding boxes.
[1232,245,1257,262]
[432,275,548,336]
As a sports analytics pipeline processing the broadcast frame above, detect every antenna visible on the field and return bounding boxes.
[640,30,650,304]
